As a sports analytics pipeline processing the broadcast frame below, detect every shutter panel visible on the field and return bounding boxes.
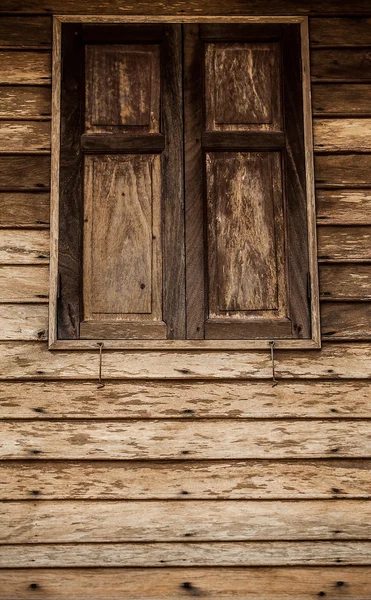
[184,23,311,340]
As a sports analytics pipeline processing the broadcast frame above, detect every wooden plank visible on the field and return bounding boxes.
[0,16,52,48]
[311,49,371,82]
[314,119,371,152]
[0,156,50,190]
[318,227,371,261]
[80,321,167,340]
[0,86,51,119]
[0,304,47,340]
[81,133,164,153]
[0,51,50,84]
[1,459,371,500]
[0,192,49,228]
[312,84,371,117]
[310,17,371,46]
[320,264,371,300]
[0,121,50,153]
[1,380,371,419]
[0,266,48,302]
[1,342,371,379]
[2,500,371,542]
[321,302,371,339]
[1,420,371,460]
[0,231,49,264]
[316,190,371,225]
[1,542,371,568]
[315,154,371,187]
[201,132,285,149]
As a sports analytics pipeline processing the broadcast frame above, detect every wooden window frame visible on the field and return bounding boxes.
[49,15,320,351]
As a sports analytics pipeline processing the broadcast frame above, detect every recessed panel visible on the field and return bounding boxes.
[85,45,160,132]
[206,152,286,316]
[205,43,281,131]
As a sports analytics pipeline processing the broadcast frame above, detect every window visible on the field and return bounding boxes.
[49,17,320,349]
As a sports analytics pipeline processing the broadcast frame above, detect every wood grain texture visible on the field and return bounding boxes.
[1,420,371,460]
[310,17,371,46]
[315,154,371,187]
[0,86,51,119]
[316,190,371,225]
[0,16,52,47]
[1,542,371,568]
[321,303,371,339]
[311,49,371,82]
[312,84,371,117]
[0,266,49,302]
[0,230,49,264]
[0,156,50,190]
[1,380,371,419]
[1,342,371,379]
[0,51,50,84]
[318,227,371,261]
[320,264,371,300]
[0,121,50,153]
[314,119,371,152]
[1,459,371,500]
[0,304,47,340]
[0,192,49,228]
[2,500,371,542]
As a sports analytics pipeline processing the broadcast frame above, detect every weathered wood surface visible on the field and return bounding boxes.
[1,420,371,459]
[321,303,371,339]
[320,265,371,300]
[0,193,49,228]
[1,460,371,500]
[0,266,48,302]
[316,190,371,225]
[1,380,371,419]
[2,500,371,542]
[310,17,371,46]
[0,87,51,119]
[0,304,47,340]
[313,119,371,152]
[0,51,50,84]
[311,49,371,82]
[1,567,371,599]
[312,84,371,117]
[315,154,371,187]
[318,227,371,261]
[2,541,371,568]
[0,156,50,190]
[0,16,52,47]
[1,0,370,13]
[0,231,49,264]
[2,342,371,379]
[0,121,50,153]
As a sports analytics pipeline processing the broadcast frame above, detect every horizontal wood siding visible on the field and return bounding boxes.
[0,9,371,597]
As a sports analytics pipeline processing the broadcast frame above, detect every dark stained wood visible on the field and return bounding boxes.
[57,24,84,339]
[316,189,371,225]
[81,133,164,153]
[200,23,282,41]
[315,154,371,187]
[0,51,50,85]
[321,302,371,339]
[0,86,51,119]
[320,264,371,300]
[312,84,371,117]
[205,319,292,339]
[318,226,371,261]
[202,132,285,150]
[311,49,371,82]
[82,23,164,44]
[0,120,50,153]
[0,156,50,190]
[161,24,185,339]
[0,16,52,47]
[85,44,160,133]
[310,17,371,47]
[0,192,49,228]
[183,24,205,339]
[282,23,310,339]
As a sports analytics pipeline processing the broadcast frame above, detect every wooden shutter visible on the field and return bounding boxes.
[57,24,185,340]
[184,23,311,340]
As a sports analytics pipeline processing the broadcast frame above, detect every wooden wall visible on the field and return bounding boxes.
[1,3,371,598]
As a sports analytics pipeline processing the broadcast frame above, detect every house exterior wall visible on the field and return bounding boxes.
[0,2,371,597]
